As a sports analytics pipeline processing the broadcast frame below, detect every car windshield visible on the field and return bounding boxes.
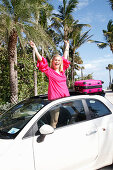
[0,96,49,139]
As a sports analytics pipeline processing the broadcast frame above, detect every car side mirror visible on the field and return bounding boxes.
[39,124,54,135]
[37,124,54,143]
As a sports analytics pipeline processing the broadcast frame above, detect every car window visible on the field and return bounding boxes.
[37,100,86,130]
[0,97,48,139]
[86,99,112,119]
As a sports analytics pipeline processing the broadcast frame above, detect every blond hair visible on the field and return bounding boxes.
[50,54,63,72]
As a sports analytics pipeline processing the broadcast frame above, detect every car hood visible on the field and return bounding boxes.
[0,139,14,156]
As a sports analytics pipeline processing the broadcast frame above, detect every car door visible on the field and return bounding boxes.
[85,98,113,167]
[32,99,99,170]
[33,100,98,170]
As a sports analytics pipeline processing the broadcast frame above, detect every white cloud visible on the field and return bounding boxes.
[77,0,89,9]
[77,0,95,10]
[78,12,107,24]
[84,63,96,69]
[76,54,113,89]
[78,14,93,23]
[84,56,113,72]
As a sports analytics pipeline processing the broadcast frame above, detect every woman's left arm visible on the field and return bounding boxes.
[63,40,69,59]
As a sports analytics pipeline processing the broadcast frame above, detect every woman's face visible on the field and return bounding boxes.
[52,56,62,70]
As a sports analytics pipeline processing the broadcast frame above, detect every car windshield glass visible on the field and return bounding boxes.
[0,96,49,139]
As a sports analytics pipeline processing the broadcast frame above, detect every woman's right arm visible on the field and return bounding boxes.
[30,41,42,61]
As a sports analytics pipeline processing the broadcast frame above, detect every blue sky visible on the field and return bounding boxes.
[49,0,113,89]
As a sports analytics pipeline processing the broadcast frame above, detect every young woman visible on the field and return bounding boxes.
[30,40,70,128]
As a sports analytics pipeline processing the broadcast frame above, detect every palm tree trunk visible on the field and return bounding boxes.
[8,29,18,104]
[72,53,75,89]
[33,49,38,96]
[71,48,76,89]
[109,70,112,88]
[81,68,83,80]
[64,25,69,85]
[41,47,45,87]
[110,43,113,53]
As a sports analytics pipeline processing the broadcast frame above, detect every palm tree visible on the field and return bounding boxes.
[32,3,53,96]
[51,0,91,85]
[80,66,85,80]
[109,0,113,10]
[50,0,78,85]
[89,20,113,53]
[106,64,113,88]
[51,0,78,51]
[69,49,83,88]
[0,0,54,103]
[69,28,92,87]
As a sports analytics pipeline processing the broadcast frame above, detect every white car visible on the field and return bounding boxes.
[0,94,113,170]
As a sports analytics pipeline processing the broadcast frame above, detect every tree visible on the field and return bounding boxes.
[32,3,53,96]
[68,50,83,88]
[51,0,78,51]
[50,0,78,85]
[106,64,113,88]
[69,28,92,87]
[33,49,38,96]
[0,46,10,103]
[89,20,113,53]
[51,0,91,85]
[109,0,113,10]
[80,66,85,80]
[0,0,54,103]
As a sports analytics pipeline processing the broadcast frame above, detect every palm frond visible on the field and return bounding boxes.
[106,20,113,32]
[66,0,78,14]
[109,0,113,10]
[24,22,56,52]
[2,0,13,14]
[88,40,106,44]
[79,30,92,45]
[15,23,26,50]
[97,43,108,48]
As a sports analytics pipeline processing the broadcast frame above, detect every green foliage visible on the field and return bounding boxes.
[17,49,48,101]
[75,73,93,81]
[0,0,55,104]
[18,53,34,101]
[37,72,48,95]
[0,0,93,105]
[83,74,93,80]
[109,0,113,10]
[0,45,48,104]
[88,20,113,53]
[0,47,10,103]
[0,102,14,114]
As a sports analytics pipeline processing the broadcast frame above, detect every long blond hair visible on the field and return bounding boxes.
[50,54,63,72]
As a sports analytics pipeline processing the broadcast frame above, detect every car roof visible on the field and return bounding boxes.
[27,92,105,103]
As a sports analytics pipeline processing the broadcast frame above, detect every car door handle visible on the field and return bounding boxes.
[86,130,97,136]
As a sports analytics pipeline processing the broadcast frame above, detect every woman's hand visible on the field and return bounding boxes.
[30,41,36,48]
[30,41,42,61]
[64,40,69,47]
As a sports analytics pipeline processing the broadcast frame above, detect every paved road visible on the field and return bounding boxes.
[99,90,113,170]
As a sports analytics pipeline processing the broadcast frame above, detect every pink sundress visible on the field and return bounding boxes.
[37,56,70,100]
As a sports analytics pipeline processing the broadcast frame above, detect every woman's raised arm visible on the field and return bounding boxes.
[30,41,42,61]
